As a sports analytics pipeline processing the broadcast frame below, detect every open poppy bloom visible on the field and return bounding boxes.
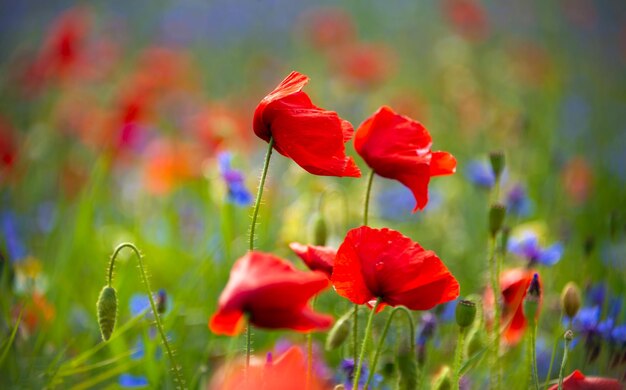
[253,71,361,178]
[209,251,332,335]
[331,226,459,311]
[209,346,327,390]
[354,106,456,212]
[485,268,541,345]
[289,242,336,279]
[548,370,621,390]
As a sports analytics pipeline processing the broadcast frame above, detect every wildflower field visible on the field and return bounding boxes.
[1,1,626,389]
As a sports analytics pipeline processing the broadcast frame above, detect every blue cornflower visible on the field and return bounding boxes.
[377,183,441,221]
[339,359,382,389]
[130,294,151,317]
[218,152,252,206]
[571,306,601,333]
[417,312,437,347]
[465,160,495,188]
[119,373,148,388]
[505,184,533,217]
[0,210,27,262]
[508,232,563,266]
[586,282,607,308]
[611,325,626,347]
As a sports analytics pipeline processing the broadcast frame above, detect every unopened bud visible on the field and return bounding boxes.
[310,212,328,247]
[325,310,351,351]
[524,273,541,321]
[561,282,581,318]
[564,329,574,342]
[489,151,505,180]
[489,204,506,237]
[455,300,476,329]
[97,286,118,341]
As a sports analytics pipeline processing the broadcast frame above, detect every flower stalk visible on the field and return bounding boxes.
[353,298,381,389]
[248,137,275,251]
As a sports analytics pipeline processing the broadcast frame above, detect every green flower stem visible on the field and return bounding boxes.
[248,137,275,251]
[306,296,318,390]
[558,333,572,390]
[363,169,375,227]
[488,236,501,389]
[106,243,185,389]
[353,298,381,390]
[353,303,359,365]
[543,315,564,390]
[528,320,539,390]
[365,306,415,389]
[453,327,467,390]
[246,322,252,371]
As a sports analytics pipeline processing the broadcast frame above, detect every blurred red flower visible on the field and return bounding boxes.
[331,42,396,89]
[331,226,459,312]
[0,117,18,182]
[209,346,327,390]
[209,251,332,335]
[562,157,593,204]
[299,7,356,52]
[253,71,361,178]
[354,106,456,212]
[142,139,203,196]
[484,268,541,345]
[548,370,621,390]
[289,242,336,279]
[442,0,489,42]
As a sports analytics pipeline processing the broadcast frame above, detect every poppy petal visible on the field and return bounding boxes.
[289,242,336,278]
[430,151,457,176]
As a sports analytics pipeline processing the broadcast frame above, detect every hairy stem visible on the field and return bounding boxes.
[363,169,375,227]
[248,137,275,251]
[353,298,381,390]
[453,327,467,390]
[488,236,501,389]
[107,243,185,389]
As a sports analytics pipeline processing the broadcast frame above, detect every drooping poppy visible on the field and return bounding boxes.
[354,106,456,212]
[253,71,361,178]
[209,251,332,336]
[289,242,336,279]
[548,370,621,390]
[209,346,328,390]
[331,226,459,311]
[484,268,541,345]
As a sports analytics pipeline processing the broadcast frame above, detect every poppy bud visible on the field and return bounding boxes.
[97,286,118,341]
[489,204,506,237]
[523,274,541,321]
[396,345,418,390]
[325,310,351,351]
[432,366,452,390]
[310,212,328,246]
[455,300,476,329]
[489,151,505,180]
[560,282,581,318]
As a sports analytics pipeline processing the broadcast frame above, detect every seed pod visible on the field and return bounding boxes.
[489,204,506,237]
[97,286,118,341]
[560,282,581,318]
[455,300,477,329]
[325,310,352,351]
[310,212,328,247]
[489,151,505,180]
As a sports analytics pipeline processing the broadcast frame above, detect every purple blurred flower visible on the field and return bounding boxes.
[465,160,496,188]
[508,231,563,266]
[377,183,441,220]
[505,184,533,217]
[339,358,381,389]
[1,211,27,263]
[218,152,252,206]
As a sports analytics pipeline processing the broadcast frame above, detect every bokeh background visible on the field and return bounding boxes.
[1,0,625,388]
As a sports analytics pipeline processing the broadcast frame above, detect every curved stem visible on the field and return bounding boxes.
[363,169,375,227]
[558,334,572,390]
[353,298,381,390]
[248,137,275,251]
[107,243,185,389]
[453,327,467,390]
[365,306,415,389]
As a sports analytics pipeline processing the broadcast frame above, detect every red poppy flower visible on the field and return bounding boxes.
[210,346,327,390]
[354,106,456,212]
[331,226,459,311]
[209,251,332,335]
[484,268,541,345]
[253,71,361,178]
[548,370,621,390]
[442,0,489,42]
[289,242,336,279]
